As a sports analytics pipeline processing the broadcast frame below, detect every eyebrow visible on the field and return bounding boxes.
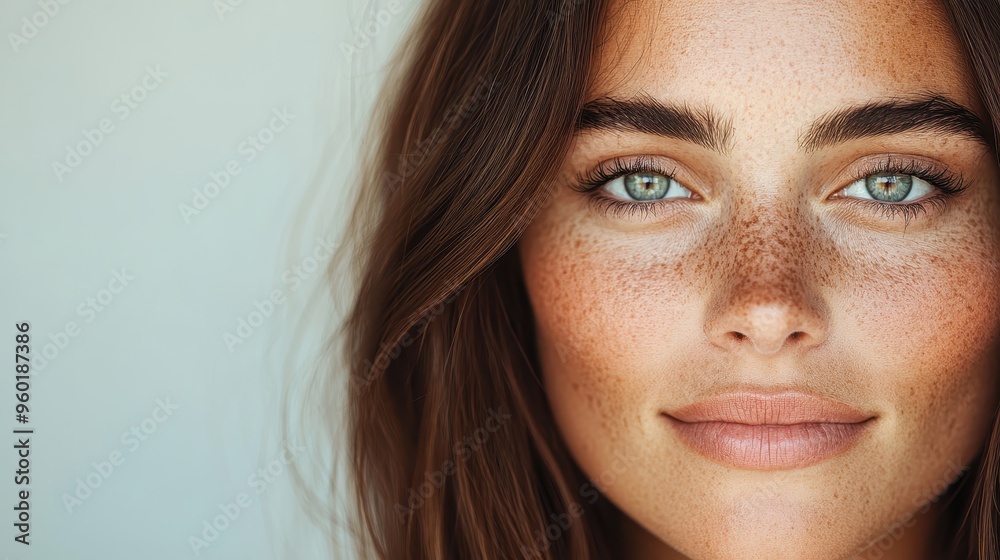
[577,94,733,153]
[576,93,992,152]
[801,94,991,151]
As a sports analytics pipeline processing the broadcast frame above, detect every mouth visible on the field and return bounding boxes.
[662,391,876,470]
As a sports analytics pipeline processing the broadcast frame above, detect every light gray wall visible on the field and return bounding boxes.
[0,0,414,558]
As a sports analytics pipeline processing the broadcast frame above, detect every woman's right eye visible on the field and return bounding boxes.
[604,172,694,202]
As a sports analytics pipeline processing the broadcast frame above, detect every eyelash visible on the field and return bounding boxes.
[571,155,972,225]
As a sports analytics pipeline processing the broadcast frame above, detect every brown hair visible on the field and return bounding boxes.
[291,0,1000,558]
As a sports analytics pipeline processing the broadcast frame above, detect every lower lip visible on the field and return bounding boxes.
[664,416,874,470]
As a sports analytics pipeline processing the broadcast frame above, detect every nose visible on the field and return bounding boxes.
[706,294,827,355]
[703,208,829,357]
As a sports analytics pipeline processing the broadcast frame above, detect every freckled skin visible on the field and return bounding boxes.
[516,0,1000,559]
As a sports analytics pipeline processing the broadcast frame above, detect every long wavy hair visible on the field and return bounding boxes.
[288,1,1000,558]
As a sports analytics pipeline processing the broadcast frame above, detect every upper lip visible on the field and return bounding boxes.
[665,391,875,425]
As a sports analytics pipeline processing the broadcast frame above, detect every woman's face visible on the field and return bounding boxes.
[517,0,1000,558]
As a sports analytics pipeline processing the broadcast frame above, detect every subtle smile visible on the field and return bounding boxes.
[663,391,877,470]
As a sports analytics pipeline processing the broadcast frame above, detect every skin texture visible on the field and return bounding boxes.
[516,0,1000,558]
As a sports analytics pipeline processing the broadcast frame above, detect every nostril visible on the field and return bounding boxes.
[728,330,806,350]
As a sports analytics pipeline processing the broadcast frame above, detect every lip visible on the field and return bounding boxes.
[663,391,876,470]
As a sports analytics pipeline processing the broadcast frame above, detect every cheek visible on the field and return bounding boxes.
[843,225,1000,466]
[516,208,702,467]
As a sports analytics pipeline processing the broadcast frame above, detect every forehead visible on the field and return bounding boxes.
[591,0,980,115]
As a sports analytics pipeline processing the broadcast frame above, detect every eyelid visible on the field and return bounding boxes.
[571,155,700,195]
[827,153,970,201]
[568,155,702,221]
[823,154,971,226]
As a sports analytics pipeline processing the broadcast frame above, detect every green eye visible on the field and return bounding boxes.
[843,173,930,204]
[864,173,913,202]
[624,173,672,200]
[607,172,692,202]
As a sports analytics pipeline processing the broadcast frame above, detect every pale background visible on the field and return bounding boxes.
[0,0,411,558]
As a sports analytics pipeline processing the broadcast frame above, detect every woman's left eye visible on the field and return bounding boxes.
[604,172,694,202]
[841,173,934,203]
